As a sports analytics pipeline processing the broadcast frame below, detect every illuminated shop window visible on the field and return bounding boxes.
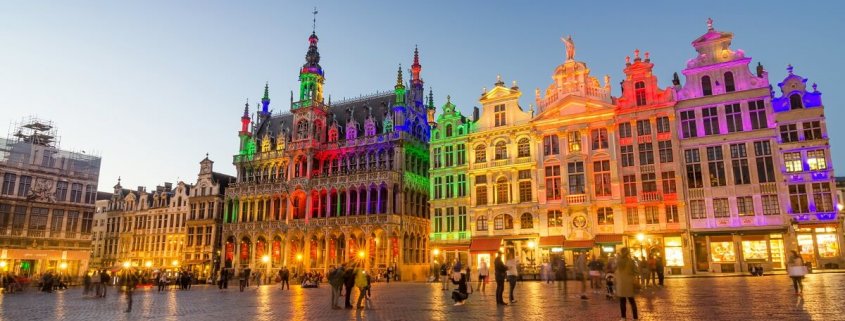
[710,241,736,262]
[807,150,827,171]
[664,236,684,267]
[741,240,768,260]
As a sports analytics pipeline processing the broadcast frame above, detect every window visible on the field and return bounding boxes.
[680,110,697,138]
[518,170,532,203]
[597,207,613,225]
[543,135,559,156]
[458,207,467,231]
[591,129,608,150]
[296,120,309,140]
[29,207,48,233]
[568,131,581,152]
[66,211,79,232]
[545,165,562,200]
[690,200,706,219]
[476,216,488,231]
[81,212,94,233]
[517,138,530,158]
[789,184,809,213]
[520,213,533,229]
[618,123,632,138]
[445,175,455,198]
[701,75,713,96]
[446,208,455,232]
[784,152,802,173]
[445,146,454,167]
[730,143,750,185]
[724,72,735,92]
[445,124,453,137]
[496,177,509,204]
[780,124,799,143]
[638,143,654,165]
[623,175,637,197]
[1,173,16,195]
[50,209,64,231]
[567,161,585,194]
[636,120,652,136]
[494,214,513,230]
[494,141,508,160]
[494,104,506,127]
[641,173,657,193]
[713,198,729,218]
[548,210,563,227]
[457,174,467,197]
[17,175,32,197]
[635,81,647,106]
[12,206,26,229]
[685,149,703,188]
[702,107,719,136]
[70,183,83,202]
[433,148,442,168]
[748,100,767,130]
[656,116,671,133]
[434,177,442,199]
[813,183,833,212]
[762,195,779,215]
[621,145,634,167]
[666,205,679,223]
[474,145,486,163]
[658,141,673,163]
[790,94,803,110]
[707,146,726,187]
[593,160,611,197]
[645,206,659,224]
[626,208,639,225]
[85,185,96,204]
[475,180,487,206]
[807,150,827,171]
[661,171,676,194]
[457,144,466,165]
[433,209,442,233]
[754,141,776,183]
[737,196,754,216]
[803,121,822,141]
[725,104,742,133]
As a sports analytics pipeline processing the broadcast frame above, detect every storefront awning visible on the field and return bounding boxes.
[563,240,595,249]
[469,237,503,252]
[595,234,624,244]
[539,235,566,247]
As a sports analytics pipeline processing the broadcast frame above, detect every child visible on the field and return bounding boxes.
[605,272,615,299]
[451,270,469,306]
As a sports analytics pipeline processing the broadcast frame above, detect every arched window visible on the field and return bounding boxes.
[328,127,338,142]
[477,216,488,231]
[296,120,309,140]
[346,124,357,140]
[494,214,513,230]
[496,177,509,204]
[724,72,735,93]
[790,94,803,110]
[364,119,376,136]
[520,213,533,229]
[701,76,713,96]
[446,124,453,137]
[314,121,324,141]
[475,145,486,163]
[635,81,647,106]
[495,141,508,160]
[433,131,439,140]
[597,207,614,225]
[517,138,530,158]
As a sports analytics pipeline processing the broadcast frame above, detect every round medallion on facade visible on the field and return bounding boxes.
[572,214,587,229]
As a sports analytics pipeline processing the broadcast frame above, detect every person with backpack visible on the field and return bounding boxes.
[354,267,369,309]
[329,264,346,309]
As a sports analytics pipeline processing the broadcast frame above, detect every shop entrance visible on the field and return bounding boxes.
[694,238,709,272]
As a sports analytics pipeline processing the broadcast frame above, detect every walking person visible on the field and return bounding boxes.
[83,272,92,296]
[329,264,345,309]
[158,272,168,292]
[439,261,449,290]
[354,267,369,309]
[218,269,228,290]
[505,254,519,304]
[637,256,650,289]
[616,248,639,321]
[647,254,657,287]
[655,254,665,287]
[99,269,110,298]
[787,250,808,296]
[477,259,489,293]
[343,264,356,309]
[123,269,140,313]
[574,252,588,300]
[238,269,248,292]
[588,255,605,293]
[494,251,508,306]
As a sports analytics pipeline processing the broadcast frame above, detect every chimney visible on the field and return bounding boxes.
[472,106,480,122]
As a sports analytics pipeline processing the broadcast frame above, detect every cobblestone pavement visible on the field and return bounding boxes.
[1,274,842,320]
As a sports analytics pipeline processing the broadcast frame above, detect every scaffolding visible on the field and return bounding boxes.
[1,116,101,178]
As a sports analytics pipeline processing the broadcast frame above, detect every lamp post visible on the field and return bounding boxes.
[527,241,536,269]
[636,233,646,259]
[262,255,270,284]
[431,248,440,281]
[296,253,303,275]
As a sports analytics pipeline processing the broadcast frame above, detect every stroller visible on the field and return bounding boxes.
[604,273,615,299]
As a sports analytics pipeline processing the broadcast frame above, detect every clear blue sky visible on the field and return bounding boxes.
[1,1,843,190]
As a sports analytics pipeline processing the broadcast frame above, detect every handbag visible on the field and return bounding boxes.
[788,265,808,277]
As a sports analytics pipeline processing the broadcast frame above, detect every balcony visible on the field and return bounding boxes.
[641,191,661,202]
[472,162,489,170]
[492,159,511,167]
[515,157,532,164]
[566,194,586,205]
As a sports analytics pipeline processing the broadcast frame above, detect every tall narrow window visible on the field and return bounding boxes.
[619,123,632,138]
[730,143,751,185]
[656,116,671,134]
[458,206,467,231]
[621,145,634,167]
[434,177,442,199]
[803,121,822,141]
[457,144,466,165]
[702,107,719,136]
[445,175,454,198]
[807,150,827,171]
[790,94,803,110]
[457,174,467,197]
[494,104,507,127]
[661,171,676,194]
[446,208,455,232]
[641,173,657,193]
[548,210,563,227]
[623,175,637,197]
[545,165,562,200]
[433,147,442,168]
[680,110,697,138]
[568,131,581,152]
[812,182,833,212]
[789,184,809,213]
[591,128,608,150]
[476,216,487,231]
[645,206,659,224]
[748,100,767,130]
[666,205,679,223]
[520,213,534,229]
[445,124,453,137]
[518,170,532,203]
[754,141,776,183]
[690,200,706,219]
[517,138,531,158]
[736,196,753,216]
[567,161,585,194]
[496,177,509,204]
[713,198,729,218]
[636,119,652,136]
[593,160,611,197]
[475,176,488,206]
[724,72,735,92]
[658,141,673,163]
[762,195,779,215]
[17,176,32,197]
[495,141,508,160]
[474,145,486,163]
[725,103,742,133]
[635,81,647,106]
[626,207,639,225]
[701,75,713,96]
[638,143,654,165]
[445,146,454,167]
[707,146,726,187]
[433,209,442,233]
[685,149,704,188]
[1,173,16,195]
[543,135,559,156]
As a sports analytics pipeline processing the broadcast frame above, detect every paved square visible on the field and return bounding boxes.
[1,274,841,320]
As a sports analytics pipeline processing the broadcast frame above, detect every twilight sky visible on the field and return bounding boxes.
[1,1,843,191]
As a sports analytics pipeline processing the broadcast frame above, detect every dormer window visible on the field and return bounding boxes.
[790,94,803,110]
[364,119,376,136]
[446,124,453,137]
[635,81,646,106]
[328,127,338,142]
[494,104,506,127]
[701,76,713,96]
[724,72,735,92]
[346,123,357,140]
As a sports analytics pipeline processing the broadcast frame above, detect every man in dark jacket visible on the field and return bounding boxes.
[329,265,346,309]
[343,264,356,309]
[494,252,508,306]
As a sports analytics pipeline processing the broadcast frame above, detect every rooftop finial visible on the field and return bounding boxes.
[561,35,575,60]
[625,56,631,65]
[396,64,404,87]
[644,51,650,61]
[205,152,209,159]
[634,49,640,61]
[812,83,818,92]
[707,17,714,31]
[495,74,504,86]
[263,82,270,100]
[428,87,434,107]
[447,95,451,103]
[312,7,318,34]
[787,64,794,74]
[243,99,249,116]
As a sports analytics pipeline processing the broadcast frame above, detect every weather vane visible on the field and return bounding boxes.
[312,7,318,33]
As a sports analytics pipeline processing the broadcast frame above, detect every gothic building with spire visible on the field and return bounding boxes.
[222,26,432,279]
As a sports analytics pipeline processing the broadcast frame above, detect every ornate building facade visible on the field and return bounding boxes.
[222,28,432,280]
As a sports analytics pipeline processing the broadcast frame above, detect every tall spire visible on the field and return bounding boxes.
[394,64,406,105]
[241,99,251,133]
[312,7,318,34]
[395,64,404,89]
[261,82,271,114]
[411,45,422,84]
[427,87,434,109]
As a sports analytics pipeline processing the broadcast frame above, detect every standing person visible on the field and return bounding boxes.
[574,252,588,300]
[638,256,650,289]
[329,264,345,309]
[655,254,665,287]
[439,261,449,290]
[158,272,168,292]
[99,270,110,298]
[124,269,139,313]
[477,259,489,293]
[218,269,228,290]
[238,269,248,292]
[83,272,92,296]
[354,267,369,309]
[385,266,392,284]
[505,255,519,304]
[451,269,469,306]
[494,251,508,306]
[343,264,356,309]
[647,254,657,287]
[243,267,251,288]
[787,250,808,296]
[281,267,290,290]
[615,248,639,320]
[587,255,603,293]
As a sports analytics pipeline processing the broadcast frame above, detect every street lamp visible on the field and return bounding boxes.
[145,261,153,268]
[0,261,7,271]
[59,262,68,270]
[357,250,366,259]
[262,255,271,284]
[636,233,646,258]
[296,253,303,274]
[122,261,131,269]
[527,241,536,268]
[172,260,179,268]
